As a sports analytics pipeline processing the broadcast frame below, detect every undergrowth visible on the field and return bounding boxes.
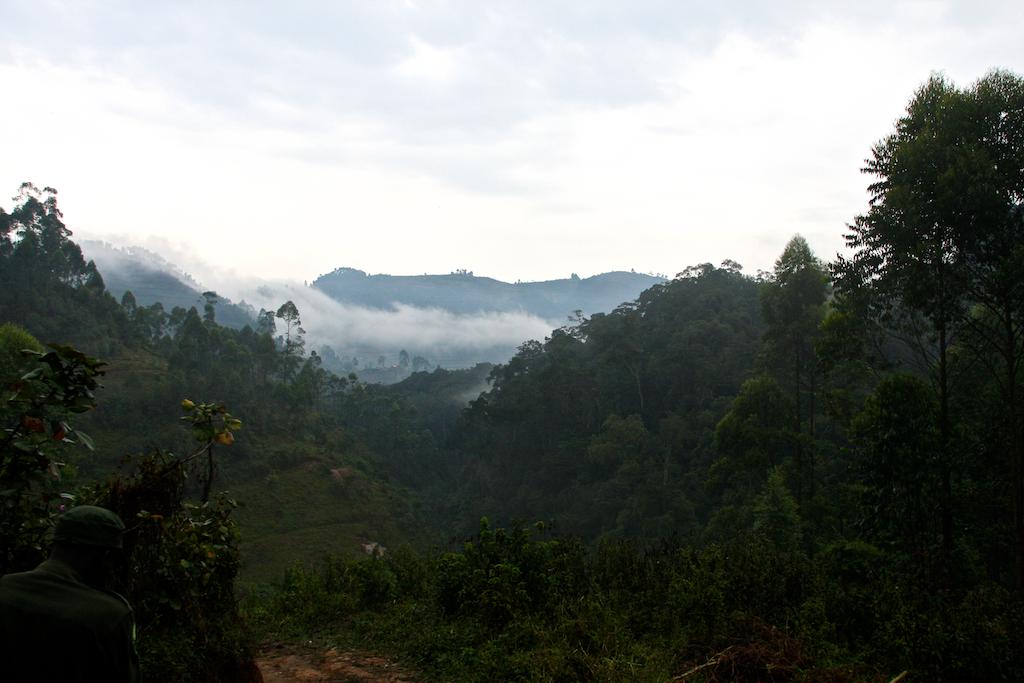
[243,520,1024,682]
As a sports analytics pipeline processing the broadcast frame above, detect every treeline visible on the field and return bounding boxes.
[1,183,446,482]
[446,260,762,540]
[429,72,1024,598]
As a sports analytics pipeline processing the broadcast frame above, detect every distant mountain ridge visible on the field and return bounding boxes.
[312,267,665,320]
[78,241,668,374]
[80,241,255,329]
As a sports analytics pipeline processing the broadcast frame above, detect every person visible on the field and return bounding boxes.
[0,505,140,682]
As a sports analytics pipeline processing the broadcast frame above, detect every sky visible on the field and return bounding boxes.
[2,1,1022,284]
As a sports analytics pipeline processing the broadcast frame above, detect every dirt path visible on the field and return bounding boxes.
[257,645,417,682]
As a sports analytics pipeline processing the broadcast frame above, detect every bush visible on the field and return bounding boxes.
[79,449,255,682]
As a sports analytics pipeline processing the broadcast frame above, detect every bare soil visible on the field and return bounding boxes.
[257,645,417,682]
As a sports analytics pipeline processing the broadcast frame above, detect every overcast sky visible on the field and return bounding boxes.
[2,1,1022,283]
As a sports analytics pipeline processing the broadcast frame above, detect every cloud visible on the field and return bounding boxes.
[2,1,1022,285]
[242,281,557,361]
[1,1,868,140]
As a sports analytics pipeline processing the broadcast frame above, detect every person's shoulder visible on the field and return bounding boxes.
[0,567,42,583]
[99,588,134,615]
[0,570,32,601]
[73,586,133,620]
[0,567,55,594]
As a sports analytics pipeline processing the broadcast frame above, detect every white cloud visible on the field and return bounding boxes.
[1,1,1022,283]
[394,35,462,83]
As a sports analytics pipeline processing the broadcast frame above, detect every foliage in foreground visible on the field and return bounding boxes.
[245,520,1024,682]
[1,338,255,682]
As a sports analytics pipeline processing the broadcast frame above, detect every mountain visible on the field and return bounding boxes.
[311,267,665,320]
[80,241,254,329]
[78,243,666,378]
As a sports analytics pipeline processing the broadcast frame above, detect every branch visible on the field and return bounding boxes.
[672,647,735,681]
[147,439,215,484]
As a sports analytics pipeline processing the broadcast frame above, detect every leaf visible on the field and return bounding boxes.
[74,430,95,451]
[19,368,43,381]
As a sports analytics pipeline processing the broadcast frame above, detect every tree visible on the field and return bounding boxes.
[849,375,941,558]
[753,467,803,553]
[1,344,105,573]
[761,236,828,503]
[835,74,972,567]
[712,376,795,500]
[0,184,126,354]
[951,72,1024,588]
[837,70,1024,585]
[275,300,305,378]
[202,290,219,324]
[584,305,647,415]
[0,323,44,385]
[120,290,137,312]
[275,301,303,351]
[256,308,276,336]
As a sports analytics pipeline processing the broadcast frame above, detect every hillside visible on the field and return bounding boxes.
[81,241,255,329]
[312,267,665,319]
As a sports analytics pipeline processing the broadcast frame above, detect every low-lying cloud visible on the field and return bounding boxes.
[241,279,558,363]
[83,238,559,367]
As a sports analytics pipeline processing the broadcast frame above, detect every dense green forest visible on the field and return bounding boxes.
[2,70,1024,681]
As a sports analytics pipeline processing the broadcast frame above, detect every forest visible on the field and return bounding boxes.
[1,71,1023,681]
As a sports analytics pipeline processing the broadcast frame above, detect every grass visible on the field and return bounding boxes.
[226,448,423,585]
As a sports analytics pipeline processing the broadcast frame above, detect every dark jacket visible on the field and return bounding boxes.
[0,557,140,682]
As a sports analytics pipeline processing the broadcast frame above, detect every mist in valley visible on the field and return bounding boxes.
[82,238,564,375]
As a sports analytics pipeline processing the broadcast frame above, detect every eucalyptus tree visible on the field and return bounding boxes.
[761,236,828,502]
[275,300,306,378]
[836,70,1024,582]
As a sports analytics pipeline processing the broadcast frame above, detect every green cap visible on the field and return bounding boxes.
[52,505,125,549]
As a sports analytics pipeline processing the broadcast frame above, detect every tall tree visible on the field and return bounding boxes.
[276,301,303,378]
[761,236,828,502]
[202,290,219,324]
[836,70,1024,581]
[950,71,1024,587]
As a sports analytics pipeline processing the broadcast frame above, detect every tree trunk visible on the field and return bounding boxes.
[630,364,645,414]
[794,346,804,505]
[1004,306,1024,590]
[938,321,954,570]
[809,365,817,499]
[202,445,215,503]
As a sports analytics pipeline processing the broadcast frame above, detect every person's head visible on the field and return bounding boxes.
[50,506,125,586]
